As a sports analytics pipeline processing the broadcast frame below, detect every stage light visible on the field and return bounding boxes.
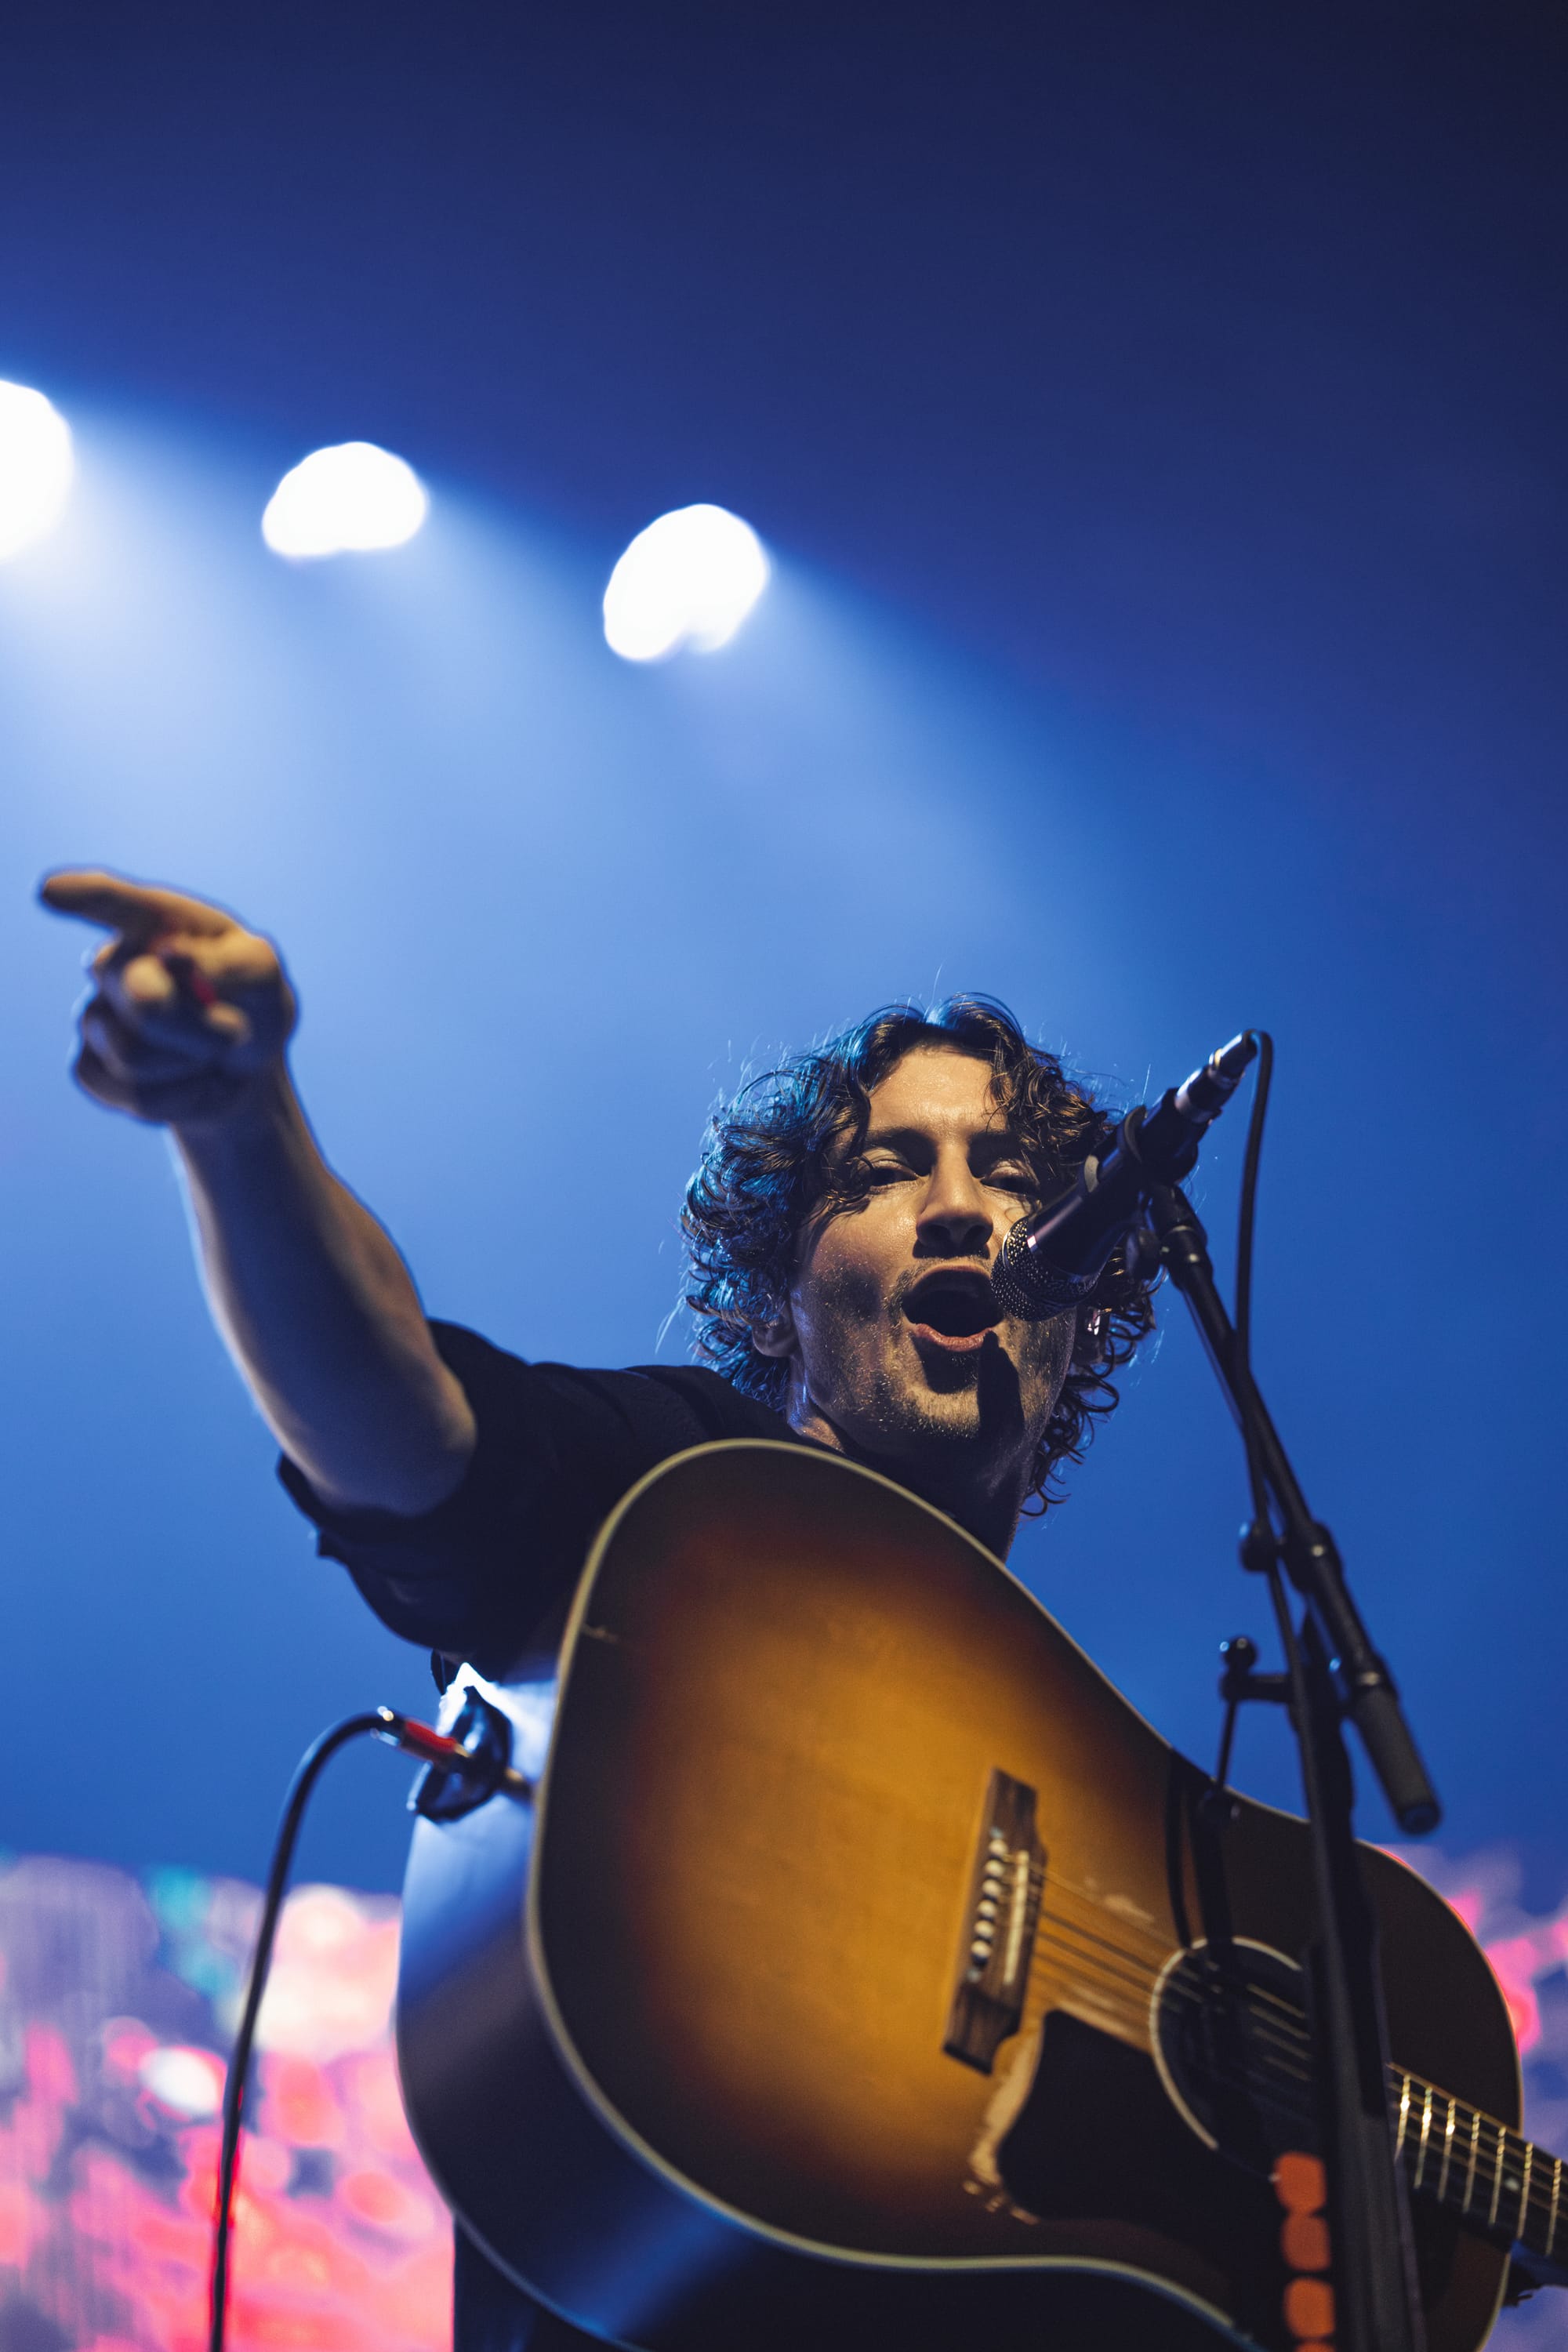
[262,441,428,559]
[0,380,74,559]
[603,503,769,661]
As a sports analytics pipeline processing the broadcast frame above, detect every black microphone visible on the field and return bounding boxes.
[992,1033,1258,1319]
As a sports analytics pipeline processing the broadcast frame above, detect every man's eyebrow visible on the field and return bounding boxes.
[858,1122,1029,1154]
[858,1123,926,1152]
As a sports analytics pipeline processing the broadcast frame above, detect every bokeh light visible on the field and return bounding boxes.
[139,2042,224,2118]
[602,502,769,661]
[0,380,74,560]
[262,441,428,559]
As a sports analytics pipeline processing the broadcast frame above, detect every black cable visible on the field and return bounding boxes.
[1232,1028,1276,1544]
[209,1711,387,2352]
[1232,1028,1272,1385]
[206,1696,527,2350]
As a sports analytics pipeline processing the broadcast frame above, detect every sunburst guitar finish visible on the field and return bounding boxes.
[397,1441,1541,2351]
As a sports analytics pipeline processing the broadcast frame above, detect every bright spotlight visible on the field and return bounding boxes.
[0,380,74,560]
[262,441,428,560]
[603,503,768,662]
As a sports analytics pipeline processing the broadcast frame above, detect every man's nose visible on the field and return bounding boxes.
[915,1158,994,1255]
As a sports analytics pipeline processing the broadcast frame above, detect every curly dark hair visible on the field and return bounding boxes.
[681,996,1157,1509]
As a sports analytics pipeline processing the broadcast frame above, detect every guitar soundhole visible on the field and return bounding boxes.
[1152,1938,1320,2178]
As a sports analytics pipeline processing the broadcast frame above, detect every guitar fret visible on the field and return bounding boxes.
[1437,2095,1457,2203]
[1385,2074,1560,2258]
[1415,2085,1435,2188]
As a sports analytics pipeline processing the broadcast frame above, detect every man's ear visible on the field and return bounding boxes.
[750,1304,797,1361]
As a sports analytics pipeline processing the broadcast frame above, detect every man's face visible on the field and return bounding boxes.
[759,1044,1077,1515]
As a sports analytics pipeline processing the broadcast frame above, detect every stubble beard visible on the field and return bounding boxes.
[808,1317,1017,1483]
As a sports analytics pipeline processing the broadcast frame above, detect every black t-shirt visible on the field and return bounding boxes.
[278,1319,807,1680]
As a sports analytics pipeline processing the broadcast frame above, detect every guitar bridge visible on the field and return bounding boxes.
[943,1769,1046,2073]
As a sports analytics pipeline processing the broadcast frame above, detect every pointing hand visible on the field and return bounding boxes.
[39,869,298,1127]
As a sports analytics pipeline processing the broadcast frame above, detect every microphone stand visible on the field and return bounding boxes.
[1143,1179,1438,2352]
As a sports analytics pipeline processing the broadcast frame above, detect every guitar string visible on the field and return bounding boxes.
[1008,1972,1561,2245]
[962,1856,1559,2240]
[1032,1898,1533,2166]
[1025,1911,1308,2057]
[1025,1918,1528,2146]
[1034,1910,1171,2004]
[1025,1882,1268,2002]
[1021,1906,1523,2158]
[1018,1882,1323,2051]
[1036,1877,1174,1962]
[1025,1925,1315,2083]
[1034,1871,1248,1980]
[1036,1872,1181,1958]
[1029,1905,1167,1995]
[1007,1984,1317,2119]
[1012,1934,1559,2245]
[1013,1908,1319,2086]
[1038,1879,1555,2227]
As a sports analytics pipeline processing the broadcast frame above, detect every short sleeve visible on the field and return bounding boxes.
[277,1321,787,1678]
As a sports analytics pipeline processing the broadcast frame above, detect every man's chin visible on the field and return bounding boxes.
[910,1335,1030,1442]
[866,1377,992,1459]
[800,1334,1029,1468]
[906,1339,986,1394]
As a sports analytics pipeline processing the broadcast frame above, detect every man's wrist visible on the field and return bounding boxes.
[170,1058,306,1174]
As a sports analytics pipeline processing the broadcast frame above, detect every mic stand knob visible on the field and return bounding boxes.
[1203,1633,1291,1828]
[1124,1218,1164,1282]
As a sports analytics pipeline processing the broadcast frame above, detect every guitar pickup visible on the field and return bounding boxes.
[943,1769,1046,2074]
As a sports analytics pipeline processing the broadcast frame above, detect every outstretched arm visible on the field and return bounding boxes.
[39,869,475,1515]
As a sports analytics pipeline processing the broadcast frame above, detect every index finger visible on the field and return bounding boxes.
[38,869,236,943]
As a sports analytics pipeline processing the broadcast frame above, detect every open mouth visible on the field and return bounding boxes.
[903,1270,1002,1346]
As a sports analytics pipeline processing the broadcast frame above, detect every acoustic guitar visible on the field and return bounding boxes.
[397,1440,1565,2350]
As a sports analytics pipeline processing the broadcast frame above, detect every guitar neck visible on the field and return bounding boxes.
[1394,2066,1567,2275]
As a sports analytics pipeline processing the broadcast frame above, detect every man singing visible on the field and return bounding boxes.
[39,866,1156,2350]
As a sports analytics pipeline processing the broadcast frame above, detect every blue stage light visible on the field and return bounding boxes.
[262,441,428,559]
[0,379,74,559]
[602,503,768,661]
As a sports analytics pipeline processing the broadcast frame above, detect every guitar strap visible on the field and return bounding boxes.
[1164,1752,1239,1965]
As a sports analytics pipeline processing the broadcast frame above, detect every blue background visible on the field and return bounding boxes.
[1,0,1563,1955]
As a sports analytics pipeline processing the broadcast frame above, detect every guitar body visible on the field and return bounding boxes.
[397,1441,1519,2350]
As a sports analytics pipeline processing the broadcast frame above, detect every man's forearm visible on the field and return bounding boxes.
[174,1065,476,1514]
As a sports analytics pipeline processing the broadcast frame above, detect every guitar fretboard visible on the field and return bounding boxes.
[1393,2067,1563,2267]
